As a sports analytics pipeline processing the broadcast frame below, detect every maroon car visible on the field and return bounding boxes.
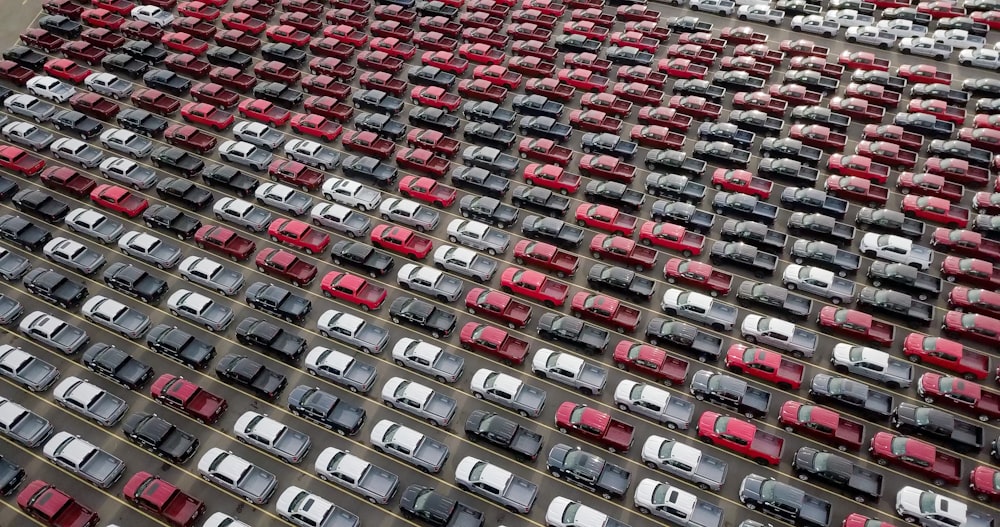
[214,29,261,53]
[301,74,350,99]
[308,57,355,81]
[131,88,180,116]
[43,0,85,18]
[69,92,120,121]
[209,66,257,91]
[303,95,353,122]
[121,21,163,42]
[190,82,239,109]
[171,16,217,41]
[81,28,125,50]
[40,166,96,197]
[278,11,322,34]
[60,40,107,65]
[195,225,256,261]
[164,124,218,154]
[232,0,274,20]
[20,28,64,52]
[253,60,301,84]
[0,60,33,86]
[165,53,210,77]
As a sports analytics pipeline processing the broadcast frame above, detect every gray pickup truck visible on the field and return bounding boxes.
[43,431,126,489]
[741,314,818,359]
[788,212,856,244]
[315,447,400,505]
[660,288,739,331]
[642,435,728,491]
[809,374,894,420]
[690,370,772,419]
[790,240,862,277]
[721,220,788,252]
[317,309,390,355]
[892,403,984,452]
[615,380,695,430]
[782,265,857,304]
[858,287,934,326]
[434,245,497,283]
[370,419,449,474]
[635,478,726,527]
[792,447,883,504]
[455,456,538,514]
[537,313,610,355]
[547,443,632,500]
[382,377,456,427]
[400,486,484,527]
[740,474,832,527]
[470,368,547,418]
[645,318,724,362]
[531,348,607,395]
[233,411,312,464]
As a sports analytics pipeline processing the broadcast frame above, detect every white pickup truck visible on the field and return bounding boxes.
[642,435,728,491]
[382,377,457,427]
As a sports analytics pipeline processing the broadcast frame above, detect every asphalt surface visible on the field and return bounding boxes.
[1,1,1000,527]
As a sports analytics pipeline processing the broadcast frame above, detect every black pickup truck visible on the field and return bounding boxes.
[792,447,884,504]
[588,263,657,301]
[790,105,852,130]
[23,268,88,309]
[690,370,772,419]
[787,213,856,244]
[720,220,787,252]
[400,485,485,527]
[790,240,861,277]
[739,474,832,527]
[855,207,926,239]
[390,296,457,339]
[644,149,707,177]
[651,200,715,233]
[713,192,778,224]
[465,410,544,462]
[761,137,824,165]
[780,188,849,218]
[865,261,941,301]
[728,110,785,136]
[857,287,934,326]
[737,281,814,319]
[929,139,993,168]
[644,173,706,204]
[537,313,610,355]
[758,157,819,184]
[547,443,632,500]
[891,403,984,453]
[645,318,724,362]
[709,241,778,278]
[809,374,894,420]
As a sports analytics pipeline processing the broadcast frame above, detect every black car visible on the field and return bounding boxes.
[584,180,645,213]
[728,109,784,136]
[330,240,395,278]
[407,65,456,89]
[792,447,885,503]
[850,69,907,91]
[582,132,638,160]
[761,137,822,165]
[23,268,88,309]
[644,149,707,177]
[151,146,204,176]
[714,192,778,223]
[142,204,202,240]
[236,317,307,363]
[287,384,365,435]
[667,15,714,33]
[216,354,287,400]
[355,112,407,141]
[51,109,103,139]
[260,42,306,67]
[416,0,459,17]
[122,412,200,463]
[124,40,167,64]
[38,15,82,39]
[11,189,69,222]
[512,94,564,118]
[253,81,303,109]
[103,262,168,304]
[0,214,50,251]
[245,281,311,324]
[546,443,632,500]
[146,323,216,369]
[2,46,46,70]
[463,100,516,128]
[206,45,252,70]
[155,177,213,210]
[758,157,819,184]
[809,373,894,420]
[965,78,1000,96]
[352,89,403,116]
[709,240,778,278]
[673,79,726,102]
[407,106,460,134]
[518,116,572,143]
[645,173,707,204]
[102,53,149,79]
[554,33,602,53]
[587,263,656,301]
[400,485,485,526]
[605,45,653,66]
[694,141,752,166]
[910,83,969,106]
[464,410,543,462]
[450,166,509,197]
[895,112,957,138]
[81,343,154,391]
[117,108,168,137]
[522,215,584,249]
[389,296,457,339]
[342,155,397,187]
[736,281,814,318]
[201,164,258,197]
[511,185,570,217]
[0,457,24,497]
[462,122,516,149]
[143,68,190,96]
[789,105,852,130]
[458,195,519,229]
[0,177,18,202]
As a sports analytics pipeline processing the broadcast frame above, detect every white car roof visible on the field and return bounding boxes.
[34,314,67,336]
[128,232,162,250]
[459,220,489,237]
[51,238,85,257]
[380,421,424,451]
[59,377,102,405]
[399,380,434,404]
[551,352,585,374]
[203,513,252,527]
[438,245,475,263]
[221,198,254,215]
[185,256,223,277]
[230,141,256,156]
[763,317,796,336]
[680,290,714,310]
[336,179,361,192]
[412,266,443,284]
[806,266,836,282]
[200,448,251,480]
[393,199,421,215]
[174,289,212,312]
[632,382,670,406]
[264,183,295,200]
[45,432,96,465]
[240,412,285,441]
[400,339,442,363]
[490,370,524,394]
[0,346,32,370]
[314,203,350,220]
[240,121,268,134]
[86,296,127,319]
[90,72,117,84]
[324,449,370,480]
[278,487,334,523]
[307,346,352,371]
[333,311,364,332]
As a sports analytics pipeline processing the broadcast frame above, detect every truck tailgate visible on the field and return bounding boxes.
[605,420,635,450]
[834,419,864,447]
[695,455,728,488]
[691,500,725,527]
[510,428,544,457]
[743,387,772,415]
[505,477,538,509]
[799,495,832,527]
[848,467,883,498]
[751,430,784,460]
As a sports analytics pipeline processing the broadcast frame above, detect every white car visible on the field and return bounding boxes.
[50,138,104,168]
[233,121,285,151]
[933,28,986,49]
[4,94,56,122]
[219,140,273,171]
[213,197,272,232]
[284,138,341,171]
[98,157,158,189]
[895,487,980,527]
[203,514,252,527]
[99,128,152,158]
[859,232,934,270]
[43,431,126,489]
[255,182,313,216]
[19,311,90,355]
[314,448,400,505]
[688,0,736,14]
[546,497,619,527]
[876,19,928,38]
[792,15,841,36]
[432,244,497,283]
[454,456,538,514]
[369,419,449,473]
[117,231,183,269]
[0,396,53,447]
[65,208,125,243]
[396,263,464,302]
[825,9,875,27]
[379,197,440,232]
[233,411,312,464]
[737,4,785,25]
[321,177,381,211]
[845,26,897,49]
[276,486,359,527]
[303,346,378,394]
[197,448,277,504]
[309,203,370,239]
[167,289,234,332]
[178,256,245,296]
[81,295,152,339]
[44,237,106,275]
[53,376,128,426]
[131,5,175,27]
[960,48,1000,70]
[614,379,693,429]
[1,121,55,151]
[446,218,510,256]
[831,343,914,388]
[898,37,953,60]
[27,76,75,103]
[84,72,133,99]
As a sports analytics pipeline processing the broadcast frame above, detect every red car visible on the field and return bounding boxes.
[611,31,659,53]
[371,224,433,259]
[459,43,505,65]
[917,0,964,17]
[342,130,395,159]
[725,344,804,389]
[617,3,659,21]
[331,0,370,10]
[268,159,324,191]
[950,287,1000,321]
[282,0,323,14]
[21,29,65,52]
[924,157,988,186]
[80,28,122,52]
[396,147,451,177]
[81,8,124,30]
[975,192,1000,215]
[839,50,890,71]
[463,26,510,48]
[630,124,684,150]
[459,322,530,365]
[356,50,403,73]
[571,109,622,133]
[163,124,218,154]
[220,12,267,35]
[636,106,692,131]
[734,43,785,65]
[374,4,415,25]
[789,124,847,150]
[131,88,180,115]
[500,266,569,307]
[902,194,970,228]
[458,79,508,103]
[44,0,85,18]
[460,11,505,32]
[0,146,45,177]
[576,203,637,237]
[514,8,558,28]
[266,24,310,47]
[194,225,255,261]
[475,0,511,17]
[668,95,721,120]
[309,57,355,81]
[18,481,100,527]
[41,166,96,197]
[399,175,457,207]
[370,37,417,60]
[519,138,572,166]
[523,163,581,194]
[290,113,342,142]
[897,172,964,202]
[120,21,161,42]
[626,19,671,40]
[465,288,532,329]
[0,60,33,86]
[845,83,899,108]
[372,20,414,41]
[69,92,119,121]
[909,98,966,124]
[960,127,1000,151]
[406,128,459,158]
[151,374,227,424]
[268,218,330,254]
[321,271,387,311]
[304,96,353,122]
[666,44,716,66]
[770,83,823,106]
[254,60,301,85]
[279,11,321,34]
[721,25,767,45]
[719,55,772,79]
[590,233,658,270]
[856,140,918,168]
[862,124,924,150]
[513,239,579,277]
[613,341,689,387]
[161,32,207,55]
[300,74,348,99]
[421,51,468,75]
[180,102,233,131]
[473,65,522,89]
[558,68,610,93]
[573,7,615,26]
[658,58,708,80]
[238,98,291,126]
[943,311,1000,346]
[165,53,209,77]
[571,292,642,333]
[825,175,890,207]
[44,58,91,84]
[934,227,1000,260]
[255,247,317,286]
[780,38,827,58]
[511,39,558,61]
[524,0,566,16]
[618,65,667,87]
[972,9,1000,29]
[638,221,705,256]
[564,20,609,41]
[214,30,261,53]
[177,1,220,21]
[90,184,149,217]
[563,52,611,74]
[663,258,732,296]
[190,82,238,109]
[711,169,772,199]
[896,63,952,84]
[208,66,256,92]
[818,306,896,347]
[508,55,554,78]
[358,71,405,97]
[171,16,216,40]
[678,32,727,54]
[941,256,1000,289]
[419,16,462,38]
[124,472,205,527]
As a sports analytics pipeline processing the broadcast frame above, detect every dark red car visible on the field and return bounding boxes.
[358,71,405,96]
[0,60,33,85]
[323,24,368,47]
[177,1,220,21]
[268,160,324,191]
[372,20,414,41]
[254,60,301,85]
[181,102,234,131]
[121,21,163,42]
[43,0,84,18]
[266,24,310,47]
[373,4,415,25]
[460,11,505,31]
[303,96,353,122]
[164,124,217,154]
[161,31,208,56]
[214,29,261,54]
[92,0,136,16]
[21,28,65,52]
[356,50,403,73]
[282,0,324,15]
[131,88,180,115]
[457,79,508,103]
[308,57,355,81]
[191,82,239,109]
[232,0,274,20]
[69,92,120,120]
[290,113,343,142]
[81,28,124,50]
[209,66,257,91]
[278,11,322,34]
[220,12,267,35]
[165,53,210,77]
[399,175,457,207]
[301,74,349,99]
[419,15,462,38]
[41,166,96,197]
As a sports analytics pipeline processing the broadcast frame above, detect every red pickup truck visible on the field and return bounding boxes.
[789,55,844,78]
[711,169,772,199]
[570,109,621,134]
[933,229,1000,261]
[526,78,576,103]
[697,411,784,466]
[581,93,632,117]
[406,129,459,158]
[903,334,989,381]
[657,58,708,80]
[736,43,786,65]
[465,288,532,329]
[123,472,205,527]
[910,98,966,125]
[897,64,952,85]
[720,56,773,79]
[869,432,962,485]
[613,341,689,386]
[164,124,216,154]
[519,138,573,167]
[41,166,96,197]
[500,267,569,308]
[902,194,970,229]
[511,40,559,62]
[0,146,45,176]
[949,287,1000,320]
[460,322,530,366]
[572,293,641,333]
[194,225,255,262]
[559,67,611,92]
[322,270,387,311]
[342,131,395,160]
[555,402,635,453]
[779,401,865,451]
[732,91,787,117]
[924,157,989,186]
[663,259,733,296]
[921,371,1000,423]
[639,222,704,257]
[358,71,406,97]
[395,148,450,178]
[666,44,716,66]
[523,163,581,194]
[576,204,637,237]
[625,20,671,40]
[578,154,636,184]
[573,7,615,27]
[668,95,721,120]
[150,374,227,424]
[721,26,768,45]
[944,311,1000,347]
[17,481,100,527]
[411,86,461,111]
[839,51,891,72]
[941,256,1000,290]
[790,124,848,150]
[769,83,823,106]
[371,225,432,259]
[824,175,890,208]
[254,248,317,287]
[308,57,355,82]
[725,343,804,390]
[827,154,891,184]
[818,307,896,347]
[862,124,923,150]
[457,79,508,103]
[513,240,579,278]
[610,31,659,53]
[590,234,657,271]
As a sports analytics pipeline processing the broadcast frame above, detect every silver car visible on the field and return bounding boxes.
[51,138,104,168]
[27,76,75,103]
[875,19,927,38]
[43,431,125,489]
[84,72,134,99]
[81,295,151,339]
[0,344,60,392]
[53,376,128,426]
[167,288,234,332]
[397,264,464,302]
[898,37,953,59]
[0,247,30,281]
[0,397,52,447]
[219,140,273,171]
[845,26,897,48]
[233,121,285,151]
[0,293,23,325]
[255,183,313,216]
[960,48,1000,70]
[99,128,153,158]
[379,198,440,232]
[178,256,245,296]
[117,230,183,269]
[4,94,56,123]
[446,219,510,256]
[792,14,841,36]
[130,5,174,27]
[391,338,465,383]
[284,138,342,171]
[98,157,158,189]
[233,411,312,464]
[211,198,270,232]
[197,448,277,505]
[321,177,381,211]
[43,237,106,275]
[65,208,125,243]
[1,121,54,151]
[19,310,90,354]
[304,346,378,394]
[737,4,785,25]
[310,203,370,238]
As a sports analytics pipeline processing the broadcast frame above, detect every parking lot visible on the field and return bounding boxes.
[1,0,1000,526]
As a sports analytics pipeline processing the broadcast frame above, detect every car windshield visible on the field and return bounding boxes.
[918,491,937,514]
[890,436,909,456]
[811,452,829,471]
[759,480,776,501]
[563,502,581,524]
